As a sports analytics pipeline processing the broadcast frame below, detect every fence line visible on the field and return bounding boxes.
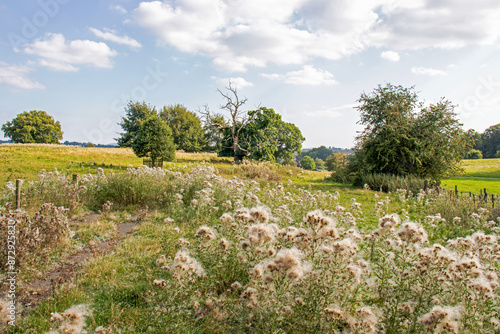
[445,185,498,209]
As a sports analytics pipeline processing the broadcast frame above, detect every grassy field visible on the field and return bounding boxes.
[441,158,500,195]
[459,158,500,178]
[2,145,500,333]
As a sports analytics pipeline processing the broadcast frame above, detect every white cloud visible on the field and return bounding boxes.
[262,65,337,86]
[90,28,142,48]
[23,33,118,71]
[411,66,447,76]
[131,0,500,72]
[381,50,400,62]
[305,103,357,118]
[110,4,127,14]
[212,76,253,89]
[0,62,45,90]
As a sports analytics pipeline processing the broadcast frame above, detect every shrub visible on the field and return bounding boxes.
[465,149,483,159]
[300,156,315,170]
[0,203,71,269]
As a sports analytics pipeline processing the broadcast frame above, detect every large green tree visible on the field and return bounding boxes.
[2,110,63,144]
[480,123,500,158]
[219,107,304,163]
[131,115,175,163]
[352,83,465,181]
[116,101,157,147]
[160,104,206,152]
[300,156,315,170]
[240,107,304,163]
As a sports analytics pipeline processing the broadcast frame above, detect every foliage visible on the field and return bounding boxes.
[201,82,257,163]
[160,104,206,152]
[4,160,500,333]
[0,203,70,270]
[2,110,63,144]
[132,115,175,164]
[234,107,304,163]
[465,149,483,159]
[300,156,315,170]
[315,158,325,171]
[203,114,227,153]
[480,123,500,158]
[358,173,433,194]
[116,101,157,147]
[298,145,333,162]
[325,152,349,172]
[353,83,465,181]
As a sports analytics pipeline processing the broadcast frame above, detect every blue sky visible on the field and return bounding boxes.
[1,0,500,148]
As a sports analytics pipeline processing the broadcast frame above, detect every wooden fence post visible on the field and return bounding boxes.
[72,174,78,185]
[15,179,22,210]
[484,188,488,202]
[454,185,458,197]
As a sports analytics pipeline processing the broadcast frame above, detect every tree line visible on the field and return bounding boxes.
[2,82,499,187]
[116,83,305,164]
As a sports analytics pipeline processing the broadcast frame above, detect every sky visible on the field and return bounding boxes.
[1,0,500,149]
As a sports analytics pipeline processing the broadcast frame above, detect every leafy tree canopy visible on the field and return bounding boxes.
[131,114,175,163]
[160,104,206,152]
[480,123,500,158]
[219,107,305,164]
[2,110,63,144]
[300,156,315,170]
[352,83,466,181]
[299,145,333,162]
[116,101,156,147]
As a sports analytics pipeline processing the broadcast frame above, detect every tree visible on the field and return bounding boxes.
[353,83,465,181]
[131,115,176,163]
[236,107,304,163]
[299,146,332,162]
[464,149,483,159]
[326,152,349,172]
[315,158,325,171]
[2,110,63,144]
[160,104,206,152]
[300,156,315,170]
[116,101,157,147]
[203,113,227,153]
[480,123,500,158]
[201,82,259,163]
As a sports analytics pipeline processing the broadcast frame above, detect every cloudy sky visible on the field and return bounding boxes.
[1,0,500,148]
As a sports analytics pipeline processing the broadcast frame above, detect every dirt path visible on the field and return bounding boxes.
[17,213,141,313]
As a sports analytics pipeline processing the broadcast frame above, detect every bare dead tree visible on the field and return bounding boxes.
[201,81,260,163]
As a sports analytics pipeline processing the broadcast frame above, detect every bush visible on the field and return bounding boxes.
[300,156,315,170]
[464,149,483,159]
[358,173,433,194]
[0,203,71,269]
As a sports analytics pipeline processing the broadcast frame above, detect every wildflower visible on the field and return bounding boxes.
[153,279,166,286]
[249,206,270,223]
[173,250,206,277]
[195,226,216,240]
[333,238,358,257]
[220,213,234,224]
[164,217,174,224]
[219,238,230,250]
[247,223,278,245]
[396,222,428,244]
[231,281,243,290]
[49,304,92,334]
[178,238,190,246]
[418,306,462,332]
